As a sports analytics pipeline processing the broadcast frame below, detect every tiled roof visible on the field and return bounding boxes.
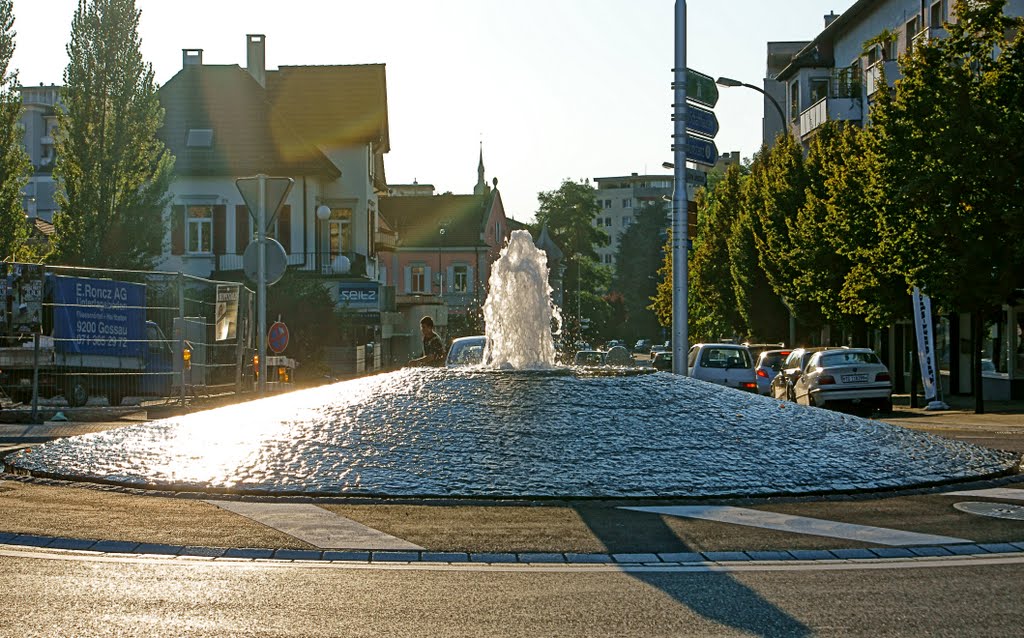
[29,216,54,237]
[158,65,340,178]
[379,193,493,249]
[267,65,390,153]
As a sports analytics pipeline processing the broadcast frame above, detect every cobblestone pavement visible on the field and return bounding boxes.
[1,393,1021,564]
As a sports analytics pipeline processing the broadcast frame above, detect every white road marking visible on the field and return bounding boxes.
[207,501,423,550]
[943,487,1024,502]
[622,505,971,546]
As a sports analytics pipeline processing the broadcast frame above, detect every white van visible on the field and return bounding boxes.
[686,343,758,392]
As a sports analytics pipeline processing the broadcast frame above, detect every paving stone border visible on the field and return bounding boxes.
[3,532,1023,565]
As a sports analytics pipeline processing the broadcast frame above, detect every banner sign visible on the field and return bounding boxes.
[337,282,380,311]
[912,287,939,401]
[0,263,44,337]
[215,284,240,342]
[52,276,146,357]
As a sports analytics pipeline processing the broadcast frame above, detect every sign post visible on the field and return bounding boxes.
[236,175,294,394]
[671,1,688,375]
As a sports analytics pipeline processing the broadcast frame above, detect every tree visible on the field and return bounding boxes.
[51,0,174,269]
[612,199,669,342]
[535,179,610,341]
[864,0,1024,410]
[687,166,746,342]
[0,0,30,260]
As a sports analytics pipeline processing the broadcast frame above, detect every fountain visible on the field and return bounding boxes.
[3,231,1019,498]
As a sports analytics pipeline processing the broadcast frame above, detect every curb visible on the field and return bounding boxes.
[3,532,1024,566]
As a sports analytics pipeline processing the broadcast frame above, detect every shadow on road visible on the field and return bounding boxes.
[574,505,811,637]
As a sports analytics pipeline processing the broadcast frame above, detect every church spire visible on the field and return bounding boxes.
[474,142,489,196]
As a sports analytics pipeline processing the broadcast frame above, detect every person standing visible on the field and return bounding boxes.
[409,316,445,367]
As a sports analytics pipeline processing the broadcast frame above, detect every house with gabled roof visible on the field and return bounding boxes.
[378,152,511,358]
[157,35,399,369]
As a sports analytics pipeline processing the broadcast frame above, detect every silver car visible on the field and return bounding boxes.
[446,335,487,367]
[686,343,757,392]
[754,348,792,395]
[793,348,893,413]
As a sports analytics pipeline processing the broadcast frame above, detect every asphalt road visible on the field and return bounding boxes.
[2,551,1022,637]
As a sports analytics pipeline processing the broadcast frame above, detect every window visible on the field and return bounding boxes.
[604,199,612,208]
[622,198,632,208]
[605,216,612,226]
[809,78,829,104]
[789,81,800,120]
[495,221,502,241]
[187,205,213,254]
[453,265,469,293]
[327,208,353,257]
[411,265,427,293]
[594,218,603,227]
[622,216,632,227]
[186,129,213,148]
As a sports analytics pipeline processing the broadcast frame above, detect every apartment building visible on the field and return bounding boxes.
[769,0,1024,399]
[18,84,61,222]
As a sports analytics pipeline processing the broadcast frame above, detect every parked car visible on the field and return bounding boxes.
[770,346,838,402]
[574,350,606,367]
[446,335,487,367]
[743,342,787,360]
[650,343,668,356]
[651,350,673,371]
[686,343,757,392]
[633,339,654,354]
[793,347,893,414]
[754,348,792,395]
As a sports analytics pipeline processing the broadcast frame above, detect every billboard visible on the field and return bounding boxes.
[52,275,147,357]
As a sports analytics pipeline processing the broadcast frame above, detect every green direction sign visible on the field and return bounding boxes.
[686,68,719,108]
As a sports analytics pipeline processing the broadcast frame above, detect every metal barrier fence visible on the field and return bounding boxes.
[0,262,254,411]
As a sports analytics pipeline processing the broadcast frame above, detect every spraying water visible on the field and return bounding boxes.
[482,230,562,369]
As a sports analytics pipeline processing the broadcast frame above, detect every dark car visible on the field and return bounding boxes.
[651,350,673,371]
[633,339,654,354]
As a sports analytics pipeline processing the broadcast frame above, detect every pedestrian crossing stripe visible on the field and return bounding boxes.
[942,487,1024,502]
[622,505,971,546]
[207,501,424,551]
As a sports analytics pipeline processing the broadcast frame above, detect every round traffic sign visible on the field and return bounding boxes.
[243,238,288,286]
[267,321,289,354]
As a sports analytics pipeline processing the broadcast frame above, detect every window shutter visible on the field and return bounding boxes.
[467,266,474,290]
[403,266,412,293]
[424,266,432,294]
[171,205,185,255]
[447,266,454,293]
[235,205,250,253]
[213,205,226,255]
[277,205,291,253]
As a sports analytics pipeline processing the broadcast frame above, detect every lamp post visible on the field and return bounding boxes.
[316,204,331,273]
[715,76,788,138]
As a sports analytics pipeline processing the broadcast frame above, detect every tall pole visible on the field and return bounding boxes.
[671,0,688,375]
[257,174,267,395]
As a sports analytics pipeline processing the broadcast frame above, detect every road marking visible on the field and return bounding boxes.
[622,505,971,546]
[943,487,1024,502]
[207,501,423,551]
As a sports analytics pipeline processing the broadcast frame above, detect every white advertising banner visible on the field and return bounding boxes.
[912,287,939,401]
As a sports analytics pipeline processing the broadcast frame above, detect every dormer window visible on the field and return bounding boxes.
[186,128,213,148]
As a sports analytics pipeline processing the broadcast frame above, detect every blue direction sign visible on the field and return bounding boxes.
[684,104,719,138]
[672,134,719,167]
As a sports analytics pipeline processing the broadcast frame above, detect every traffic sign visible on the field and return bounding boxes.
[243,238,287,286]
[237,175,294,230]
[678,103,719,138]
[672,134,719,167]
[685,167,707,187]
[267,321,289,354]
[672,68,719,108]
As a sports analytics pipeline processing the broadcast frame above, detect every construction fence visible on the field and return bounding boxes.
[0,262,256,411]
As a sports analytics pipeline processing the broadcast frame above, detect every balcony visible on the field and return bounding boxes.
[216,251,369,278]
[865,60,901,96]
[374,228,397,252]
[799,96,863,137]
[911,27,946,52]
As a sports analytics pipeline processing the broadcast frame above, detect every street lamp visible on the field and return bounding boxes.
[716,76,788,137]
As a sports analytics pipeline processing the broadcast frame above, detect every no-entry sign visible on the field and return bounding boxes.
[267,321,289,354]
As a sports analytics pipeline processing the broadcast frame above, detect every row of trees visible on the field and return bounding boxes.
[0,0,170,268]
[650,0,1023,407]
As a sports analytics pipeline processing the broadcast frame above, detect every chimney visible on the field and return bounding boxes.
[824,11,839,28]
[182,49,203,68]
[246,34,266,87]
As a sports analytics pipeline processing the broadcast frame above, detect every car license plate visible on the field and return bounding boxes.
[842,374,868,383]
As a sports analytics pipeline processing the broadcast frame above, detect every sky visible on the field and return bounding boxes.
[10,0,857,223]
